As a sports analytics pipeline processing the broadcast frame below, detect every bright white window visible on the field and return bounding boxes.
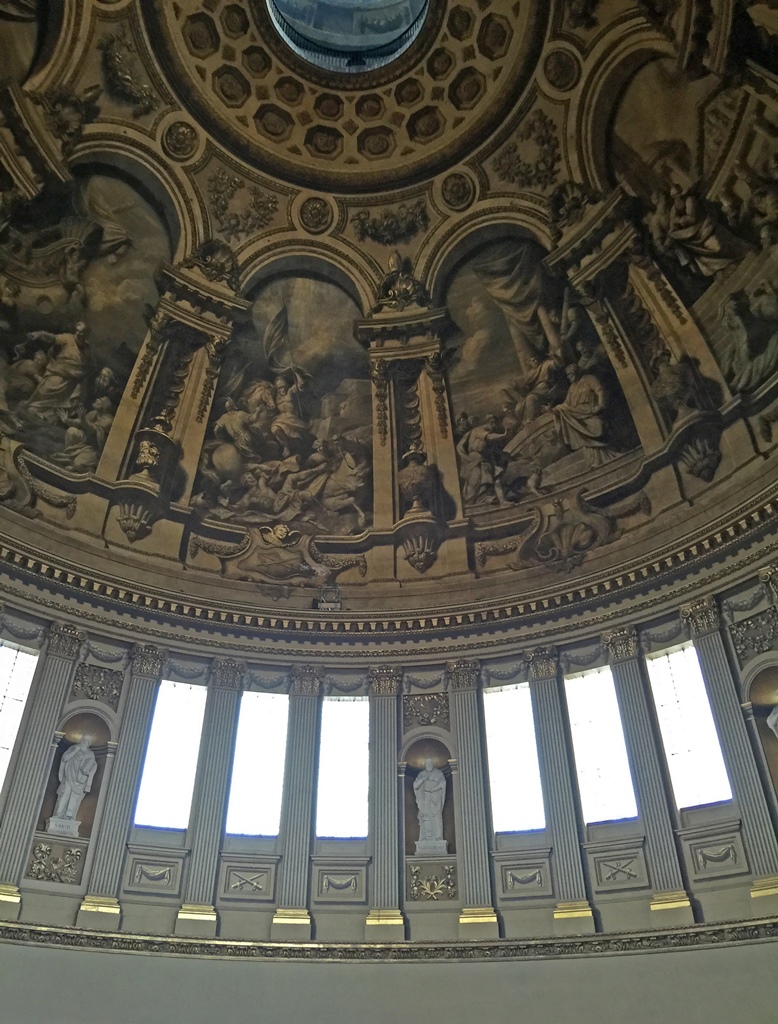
[565,666,638,824]
[316,697,369,838]
[226,691,289,835]
[0,643,38,794]
[134,680,207,829]
[645,644,732,809]
[483,683,545,832]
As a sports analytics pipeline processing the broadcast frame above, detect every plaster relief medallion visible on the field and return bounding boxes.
[441,172,475,211]
[161,120,199,161]
[299,196,334,234]
[543,48,581,92]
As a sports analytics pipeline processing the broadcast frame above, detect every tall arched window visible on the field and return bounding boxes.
[483,683,545,832]
[0,642,39,795]
[226,690,289,836]
[315,696,369,838]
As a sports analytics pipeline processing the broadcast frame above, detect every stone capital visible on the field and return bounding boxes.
[210,658,246,691]
[525,646,558,681]
[47,622,86,661]
[602,627,639,663]
[681,597,720,638]
[131,644,167,679]
[291,665,323,696]
[445,659,481,691]
[368,666,403,696]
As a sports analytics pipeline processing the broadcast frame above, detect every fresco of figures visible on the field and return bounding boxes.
[612,56,778,403]
[0,173,170,472]
[191,275,373,537]
[445,239,639,510]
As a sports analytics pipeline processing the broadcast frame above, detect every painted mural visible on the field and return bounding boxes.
[444,239,638,509]
[191,275,373,537]
[0,172,171,471]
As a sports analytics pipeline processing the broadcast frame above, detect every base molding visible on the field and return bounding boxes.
[0,884,21,921]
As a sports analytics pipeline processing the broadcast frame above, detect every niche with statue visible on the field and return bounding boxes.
[749,667,778,796]
[37,711,110,840]
[403,738,456,856]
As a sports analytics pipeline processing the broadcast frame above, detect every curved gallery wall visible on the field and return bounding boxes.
[1,0,778,1017]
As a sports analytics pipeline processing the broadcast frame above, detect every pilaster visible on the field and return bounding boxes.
[271,665,322,941]
[365,666,404,939]
[682,598,778,903]
[603,628,693,923]
[0,622,84,920]
[526,646,594,934]
[175,659,244,938]
[446,660,498,939]
[77,644,166,929]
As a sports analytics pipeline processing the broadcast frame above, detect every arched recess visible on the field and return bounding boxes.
[568,18,676,192]
[239,239,375,314]
[69,135,202,263]
[424,210,551,309]
[401,731,456,857]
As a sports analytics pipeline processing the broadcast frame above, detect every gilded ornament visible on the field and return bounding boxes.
[27,844,82,885]
[409,864,456,901]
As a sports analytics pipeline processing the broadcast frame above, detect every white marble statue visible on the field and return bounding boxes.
[53,736,97,821]
[413,758,446,846]
[767,704,778,741]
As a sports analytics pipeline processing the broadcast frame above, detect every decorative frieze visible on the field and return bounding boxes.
[210,658,245,690]
[493,851,553,902]
[27,842,84,885]
[585,839,649,894]
[408,863,457,902]
[368,666,402,696]
[70,664,124,710]
[290,665,323,696]
[312,859,369,904]
[729,606,778,664]
[678,821,749,883]
[403,693,449,730]
[681,597,720,638]
[123,849,184,898]
[218,855,279,905]
[47,623,85,660]
[445,660,481,690]
[603,627,639,663]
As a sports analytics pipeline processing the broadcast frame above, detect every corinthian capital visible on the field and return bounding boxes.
[291,665,323,695]
[445,659,481,690]
[47,622,86,660]
[602,627,639,663]
[211,658,246,690]
[131,644,167,679]
[681,597,719,638]
[368,666,403,695]
[525,646,558,681]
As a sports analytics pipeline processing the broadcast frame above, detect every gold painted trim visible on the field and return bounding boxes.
[650,891,692,912]
[272,908,311,926]
[459,907,498,925]
[553,901,593,920]
[79,895,120,915]
[751,876,778,899]
[0,884,21,905]
[177,904,217,923]
[365,910,404,926]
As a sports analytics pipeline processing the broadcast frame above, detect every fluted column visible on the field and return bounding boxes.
[447,660,498,938]
[365,666,404,938]
[175,659,244,937]
[604,628,693,922]
[527,646,594,933]
[0,622,84,919]
[682,599,778,899]
[77,645,166,928]
[271,665,321,940]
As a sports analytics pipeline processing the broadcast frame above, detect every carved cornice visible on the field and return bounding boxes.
[131,644,167,680]
[47,622,86,660]
[291,665,324,696]
[210,658,246,691]
[0,917,775,963]
[681,597,720,638]
[525,647,558,681]
[602,627,639,664]
[445,660,481,691]
[368,666,403,696]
